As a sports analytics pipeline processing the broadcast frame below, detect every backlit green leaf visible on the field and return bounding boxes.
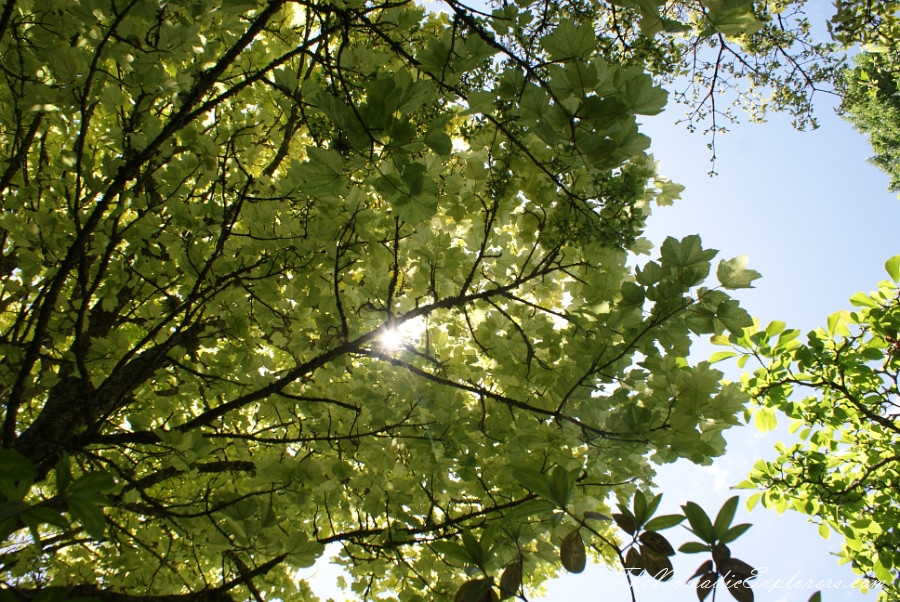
[717,256,762,290]
[541,22,598,60]
[885,255,900,281]
[432,541,474,565]
[621,71,669,115]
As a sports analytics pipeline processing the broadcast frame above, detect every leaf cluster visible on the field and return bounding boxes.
[0,0,797,600]
[727,256,900,599]
[841,50,900,192]
[678,497,756,602]
[442,472,761,602]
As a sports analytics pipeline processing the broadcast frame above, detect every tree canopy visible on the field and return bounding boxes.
[728,257,900,599]
[0,0,863,600]
[841,50,900,193]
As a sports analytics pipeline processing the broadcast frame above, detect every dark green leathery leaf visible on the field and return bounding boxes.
[560,529,586,573]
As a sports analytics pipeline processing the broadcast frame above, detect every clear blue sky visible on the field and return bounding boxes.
[537,69,900,602]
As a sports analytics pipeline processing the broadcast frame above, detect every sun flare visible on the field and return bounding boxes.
[378,318,426,351]
[379,328,405,351]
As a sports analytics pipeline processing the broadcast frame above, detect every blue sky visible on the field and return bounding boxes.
[536,66,900,602]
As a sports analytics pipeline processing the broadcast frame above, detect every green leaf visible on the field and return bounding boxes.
[849,292,879,308]
[826,310,850,336]
[560,529,586,573]
[465,90,496,115]
[67,497,107,540]
[55,454,73,496]
[873,558,892,583]
[424,120,452,156]
[377,162,438,224]
[0,501,29,523]
[461,529,487,568]
[503,499,558,523]
[564,60,599,95]
[69,471,115,496]
[583,510,612,522]
[752,408,777,432]
[0,517,17,544]
[624,547,645,575]
[720,556,756,582]
[548,465,578,509]
[20,511,44,552]
[23,506,70,530]
[717,256,762,289]
[745,493,761,512]
[285,536,325,568]
[696,571,718,602]
[808,592,822,602]
[661,18,692,33]
[679,541,711,554]
[612,511,637,535]
[432,541,474,565]
[645,493,663,519]
[499,559,522,599]
[689,560,715,582]
[632,490,648,525]
[654,181,685,206]
[641,546,674,581]
[541,22,598,60]
[416,37,451,76]
[762,320,785,338]
[719,523,752,544]
[636,261,663,285]
[724,575,755,601]
[0,450,37,486]
[660,235,717,267]
[681,502,716,543]
[296,146,344,190]
[717,300,753,335]
[620,71,668,115]
[701,0,763,36]
[644,514,686,531]
[709,350,738,363]
[713,496,739,538]
[512,468,557,505]
[639,531,675,556]
[431,541,477,565]
[885,255,900,281]
[455,578,496,602]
